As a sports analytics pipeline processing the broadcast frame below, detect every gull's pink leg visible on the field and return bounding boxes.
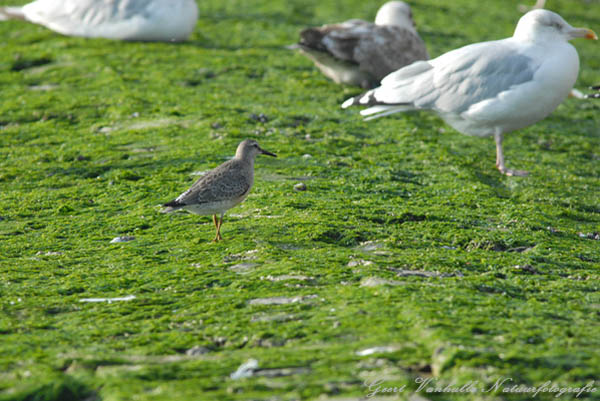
[495,132,529,176]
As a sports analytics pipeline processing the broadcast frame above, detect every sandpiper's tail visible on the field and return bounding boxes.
[0,7,25,21]
[161,199,185,213]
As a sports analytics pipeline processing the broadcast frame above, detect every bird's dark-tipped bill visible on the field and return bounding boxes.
[259,147,277,157]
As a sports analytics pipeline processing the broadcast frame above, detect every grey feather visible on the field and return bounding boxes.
[326,23,429,80]
[297,15,428,88]
[173,159,251,206]
[366,41,539,113]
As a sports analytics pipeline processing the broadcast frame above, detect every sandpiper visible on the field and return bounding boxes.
[162,139,276,242]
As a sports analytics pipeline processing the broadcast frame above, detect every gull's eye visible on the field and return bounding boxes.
[550,21,562,30]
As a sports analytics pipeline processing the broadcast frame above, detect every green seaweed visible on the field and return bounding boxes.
[0,0,599,400]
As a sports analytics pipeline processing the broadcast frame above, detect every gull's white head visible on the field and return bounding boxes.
[513,9,597,42]
[374,1,415,30]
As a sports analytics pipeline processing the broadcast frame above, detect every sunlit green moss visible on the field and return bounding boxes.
[0,0,599,400]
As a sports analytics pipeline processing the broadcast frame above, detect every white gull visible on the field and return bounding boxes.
[342,10,596,176]
[0,0,198,42]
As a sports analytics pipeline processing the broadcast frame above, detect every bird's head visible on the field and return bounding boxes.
[236,139,277,160]
[375,1,416,30]
[514,9,597,42]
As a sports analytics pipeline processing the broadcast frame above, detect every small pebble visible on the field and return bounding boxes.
[213,337,227,347]
[186,346,210,356]
[389,267,457,278]
[347,259,373,267]
[248,295,317,306]
[230,359,259,380]
[35,251,63,256]
[251,313,297,323]
[249,113,268,123]
[229,263,259,274]
[578,232,600,240]
[514,264,540,274]
[357,241,385,252]
[293,182,307,191]
[28,84,58,91]
[360,277,404,287]
[80,295,136,303]
[356,345,399,356]
[110,236,135,243]
[261,274,311,282]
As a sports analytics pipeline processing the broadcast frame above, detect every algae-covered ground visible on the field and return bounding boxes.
[0,0,599,400]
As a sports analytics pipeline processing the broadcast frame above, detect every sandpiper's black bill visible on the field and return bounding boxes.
[259,147,277,157]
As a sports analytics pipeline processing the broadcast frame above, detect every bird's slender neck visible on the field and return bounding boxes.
[235,152,256,168]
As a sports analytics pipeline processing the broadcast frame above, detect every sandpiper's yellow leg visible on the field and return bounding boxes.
[216,215,224,241]
[212,214,220,242]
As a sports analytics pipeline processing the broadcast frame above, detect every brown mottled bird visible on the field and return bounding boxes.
[162,140,276,242]
[291,1,428,89]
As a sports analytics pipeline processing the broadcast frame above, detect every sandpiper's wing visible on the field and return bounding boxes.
[300,19,428,81]
[164,160,251,209]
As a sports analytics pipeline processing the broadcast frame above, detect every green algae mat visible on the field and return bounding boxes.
[1,0,599,400]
